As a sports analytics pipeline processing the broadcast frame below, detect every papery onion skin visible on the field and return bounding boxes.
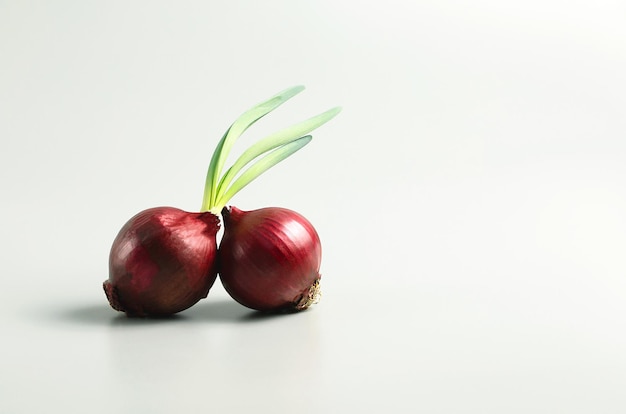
[218,206,322,312]
[103,207,220,317]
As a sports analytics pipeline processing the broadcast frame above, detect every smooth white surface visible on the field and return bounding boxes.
[2,1,626,412]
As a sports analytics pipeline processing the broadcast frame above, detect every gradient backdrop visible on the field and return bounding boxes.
[1,1,625,413]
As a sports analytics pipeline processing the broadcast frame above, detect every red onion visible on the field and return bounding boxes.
[218,206,322,312]
[103,207,219,317]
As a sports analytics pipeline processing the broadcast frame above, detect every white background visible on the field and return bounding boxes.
[2,1,625,412]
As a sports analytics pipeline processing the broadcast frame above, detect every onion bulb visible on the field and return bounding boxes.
[218,206,322,312]
[104,207,219,317]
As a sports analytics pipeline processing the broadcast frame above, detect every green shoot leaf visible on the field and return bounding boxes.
[201,85,305,211]
[215,106,341,202]
[214,136,313,210]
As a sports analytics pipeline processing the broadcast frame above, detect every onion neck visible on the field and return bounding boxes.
[208,206,222,216]
[220,206,247,227]
[197,210,221,232]
[201,185,227,215]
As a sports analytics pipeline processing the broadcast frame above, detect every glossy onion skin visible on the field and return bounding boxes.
[218,206,322,311]
[104,207,220,317]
